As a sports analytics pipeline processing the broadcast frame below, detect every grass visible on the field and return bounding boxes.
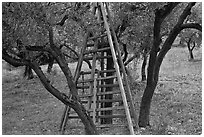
[2,47,202,135]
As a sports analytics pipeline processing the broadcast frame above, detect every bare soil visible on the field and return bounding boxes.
[2,47,202,135]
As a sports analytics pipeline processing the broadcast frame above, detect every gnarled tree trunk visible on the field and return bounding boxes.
[138,2,201,128]
[47,27,98,134]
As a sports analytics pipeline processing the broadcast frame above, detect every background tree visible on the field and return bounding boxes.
[180,29,202,60]
[138,2,202,127]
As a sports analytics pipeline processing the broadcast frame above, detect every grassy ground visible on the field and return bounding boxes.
[2,47,202,135]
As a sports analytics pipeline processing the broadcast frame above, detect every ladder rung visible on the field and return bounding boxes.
[68,115,79,119]
[80,69,118,75]
[97,55,113,59]
[97,47,111,52]
[84,47,111,54]
[88,33,107,40]
[76,85,89,89]
[77,79,93,83]
[68,114,126,120]
[97,90,121,95]
[97,114,126,119]
[97,75,117,81]
[96,106,124,111]
[80,71,92,75]
[98,69,122,74]
[97,83,119,88]
[83,55,112,60]
[79,94,93,98]
[96,124,127,128]
[97,99,122,103]
[68,115,93,119]
[96,21,104,25]
[87,44,94,47]
[83,56,93,60]
[81,100,89,103]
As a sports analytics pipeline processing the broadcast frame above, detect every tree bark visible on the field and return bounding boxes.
[2,49,27,67]
[138,82,157,127]
[30,61,98,134]
[189,49,194,60]
[187,41,194,60]
[138,2,201,128]
[141,51,147,81]
[47,26,98,134]
[24,66,34,79]
[187,38,197,60]
[138,2,180,128]
[47,56,54,73]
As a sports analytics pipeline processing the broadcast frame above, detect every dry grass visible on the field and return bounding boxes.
[2,47,202,135]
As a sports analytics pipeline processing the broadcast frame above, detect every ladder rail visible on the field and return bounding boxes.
[60,32,90,134]
[88,40,99,109]
[99,2,134,135]
[73,32,90,82]
[60,2,137,135]
[105,3,138,130]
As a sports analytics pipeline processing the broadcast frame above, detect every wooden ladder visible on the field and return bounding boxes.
[59,2,137,135]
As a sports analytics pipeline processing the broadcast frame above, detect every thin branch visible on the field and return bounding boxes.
[191,41,196,51]
[2,49,28,67]
[47,26,79,98]
[63,53,92,69]
[56,15,69,26]
[62,44,79,58]
[124,53,139,66]
[154,2,198,82]
[25,45,49,52]
[63,53,78,60]
[180,23,202,32]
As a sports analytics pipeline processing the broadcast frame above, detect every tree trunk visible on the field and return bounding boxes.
[72,102,98,134]
[138,2,179,128]
[47,59,54,73]
[141,53,147,81]
[187,41,194,60]
[24,66,34,79]
[138,82,157,127]
[30,61,98,134]
[189,49,194,60]
[138,2,199,128]
[47,27,98,134]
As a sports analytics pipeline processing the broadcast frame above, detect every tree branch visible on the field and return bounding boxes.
[62,44,79,58]
[124,53,139,66]
[25,42,49,51]
[180,23,202,32]
[47,26,79,98]
[56,15,69,26]
[191,41,196,51]
[155,2,180,21]
[2,49,28,67]
[147,3,178,85]
[154,2,198,82]
[29,61,74,107]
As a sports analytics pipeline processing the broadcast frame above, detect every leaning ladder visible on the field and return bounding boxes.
[59,2,137,135]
